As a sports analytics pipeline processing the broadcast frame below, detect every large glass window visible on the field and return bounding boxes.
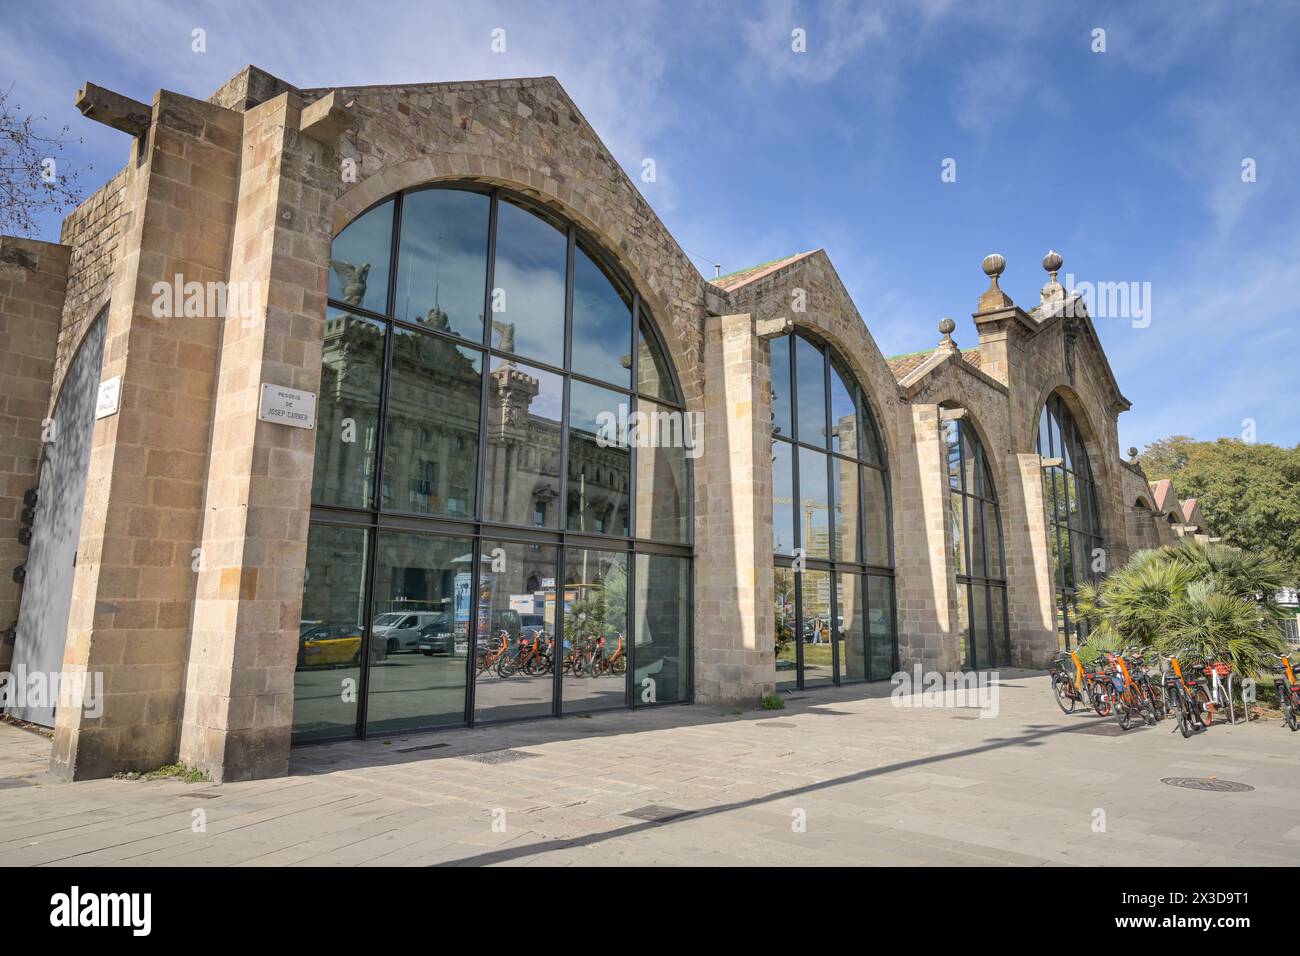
[634,553,690,704]
[1037,393,1103,649]
[563,547,629,712]
[770,330,895,688]
[473,539,557,723]
[394,187,489,340]
[383,331,481,517]
[295,186,691,742]
[366,531,471,734]
[313,310,384,509]
[943,417,1009,668]
[292,524,368,741]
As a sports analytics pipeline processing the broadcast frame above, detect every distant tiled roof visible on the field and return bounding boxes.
[1151,478,1175,513]
[710,251,817,291]
[885,350,931,379]
[885,346,982,382]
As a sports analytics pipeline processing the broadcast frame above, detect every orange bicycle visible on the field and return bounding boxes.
[1102,648,1156,731]
[475,631,509,675]
[589,634,627,677]
[1159,652,1209,738]
[1049,639,1109,716]
[1270,652,1299,732]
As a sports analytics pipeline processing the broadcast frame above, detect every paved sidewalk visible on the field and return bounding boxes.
[1,671,1297,866]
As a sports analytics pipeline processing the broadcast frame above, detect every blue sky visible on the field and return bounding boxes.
[6,0,1298,452]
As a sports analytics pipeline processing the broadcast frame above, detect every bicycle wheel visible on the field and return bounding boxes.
[496,655,517,678]
[1175,692,1195,739]
[1052,675,1076,714]
[1114,694,1132,731]
[1146,680,1168,720]
[1193,684,1213,728]
[1283,691,1298,732]
[1088,679,1110,716]
[611,656,626,676]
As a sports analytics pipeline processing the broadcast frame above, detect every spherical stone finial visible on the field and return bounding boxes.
[938,317,956,335]
[982,253,1006,278]
[1128,446,1139,460]
[1043,249,1063,274]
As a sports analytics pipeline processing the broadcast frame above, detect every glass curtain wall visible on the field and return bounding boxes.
[1036,393,1104,650]
[943,418,1009,669]
[770,331,896,690]
[294,185,692,742]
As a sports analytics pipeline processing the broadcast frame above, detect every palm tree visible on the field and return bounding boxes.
[1075,542,1288,679]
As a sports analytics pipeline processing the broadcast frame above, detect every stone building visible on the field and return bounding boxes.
[0,67,1214,781]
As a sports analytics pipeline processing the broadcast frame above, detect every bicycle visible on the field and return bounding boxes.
[1049,640,1109,716]
[1103,648,1156,731]
[475,631,510,676]
[523,633,554,676]
[1158,652,1206,739]
[588,634,627,677]
[1185,655,1240,726]
[1126,649,1168,722]
[1270,652,1299,732]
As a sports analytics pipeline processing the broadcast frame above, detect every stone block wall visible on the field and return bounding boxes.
[51,91,243,779]
[0,238,70,667]
[180,91,338,781]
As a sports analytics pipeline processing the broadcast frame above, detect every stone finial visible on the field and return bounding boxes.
[938,316,958,352]
[1040,248,1065,310]
[1128,446,1139,463]
[977,253,1013,312]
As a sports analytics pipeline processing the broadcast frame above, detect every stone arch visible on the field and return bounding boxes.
[1028,377,1108,476]
[936,399,1007,501]
[333,161,699,410]
[48,291,112,420]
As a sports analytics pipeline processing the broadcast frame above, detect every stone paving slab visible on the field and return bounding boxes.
[1,671,1298,867]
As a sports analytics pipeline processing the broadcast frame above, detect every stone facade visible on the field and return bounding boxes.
[0,66,1211,781]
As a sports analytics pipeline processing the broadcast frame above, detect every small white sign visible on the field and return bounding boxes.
[258,383,316,430]
[95,376,122,420]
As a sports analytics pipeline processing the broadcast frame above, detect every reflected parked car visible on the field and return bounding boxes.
[372,611,442,654]
[416,613,456,656]
[298,621,363,668]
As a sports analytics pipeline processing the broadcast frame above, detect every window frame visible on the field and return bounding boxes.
[296,184,694,745]
[770,328,896,689]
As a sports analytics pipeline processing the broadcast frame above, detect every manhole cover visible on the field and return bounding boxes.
[457,749,539,765]
[622,805,696,823]
[1161,777,1254,793]
[394,742,450,754]
[757,720,796,728]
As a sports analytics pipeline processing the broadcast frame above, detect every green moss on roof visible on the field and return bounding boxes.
[714,254,798,283]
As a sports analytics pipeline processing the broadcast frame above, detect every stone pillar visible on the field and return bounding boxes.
[694,313,773,704]
[893,404,957,672]
[179,92,338,781]
[51,92,243,779]
[1008,452,1056,666]
[0,238,70,668]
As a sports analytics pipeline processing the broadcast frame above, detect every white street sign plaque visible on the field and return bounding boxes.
[258,383,317,430]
